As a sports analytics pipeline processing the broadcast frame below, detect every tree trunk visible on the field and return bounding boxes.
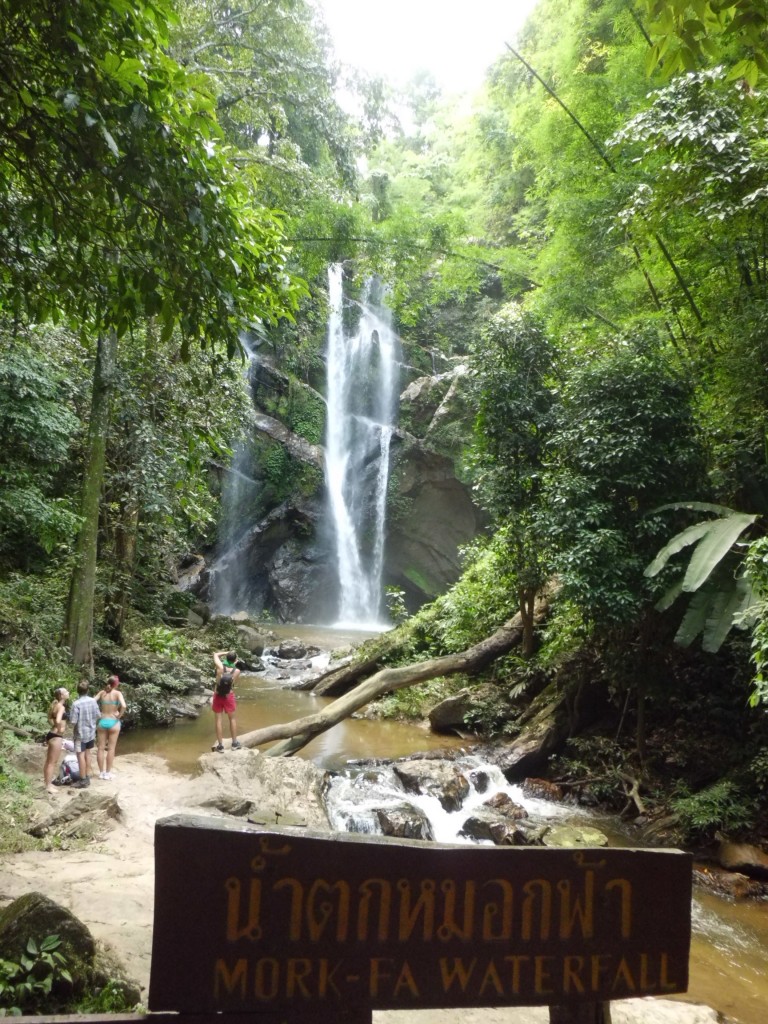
[63,330,118,667]
[519,585,536,657]
[103,502,140,644]
[238,591,551,757]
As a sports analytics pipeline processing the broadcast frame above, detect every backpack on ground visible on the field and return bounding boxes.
[54,754,81,786]
[216,671,234,698]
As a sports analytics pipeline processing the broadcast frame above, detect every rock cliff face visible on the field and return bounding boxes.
[197,351,482,621]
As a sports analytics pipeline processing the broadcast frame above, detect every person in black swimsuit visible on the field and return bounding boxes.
[43,687,69,794]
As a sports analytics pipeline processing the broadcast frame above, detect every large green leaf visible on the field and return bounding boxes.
[644,520,713,577]
[682,513,756,592]
[675,586,712,647]
[701,572,754,653]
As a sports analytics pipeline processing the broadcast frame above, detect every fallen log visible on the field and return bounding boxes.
[238,591,551,757]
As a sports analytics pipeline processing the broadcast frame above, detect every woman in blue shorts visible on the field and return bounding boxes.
[95,675,126,780]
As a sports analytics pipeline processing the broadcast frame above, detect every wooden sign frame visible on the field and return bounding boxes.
[149,815,692,1018]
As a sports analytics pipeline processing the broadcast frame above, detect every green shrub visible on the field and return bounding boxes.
[0,935,72,1015]
[139,626,193,660]
[672,779,757,843]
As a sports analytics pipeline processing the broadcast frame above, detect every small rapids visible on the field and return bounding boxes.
[324,754,581,843]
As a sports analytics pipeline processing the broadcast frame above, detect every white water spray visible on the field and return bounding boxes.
[325,265,399,627]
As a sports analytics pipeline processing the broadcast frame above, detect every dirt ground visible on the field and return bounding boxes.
[0,749,721,1024]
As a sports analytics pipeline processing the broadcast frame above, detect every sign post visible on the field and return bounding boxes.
[150,815,692,1021]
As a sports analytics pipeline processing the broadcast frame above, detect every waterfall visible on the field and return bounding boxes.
[208,346,259,615]
[325,265,399,627]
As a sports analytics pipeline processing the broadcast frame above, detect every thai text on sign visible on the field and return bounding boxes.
[149,815,692,1013]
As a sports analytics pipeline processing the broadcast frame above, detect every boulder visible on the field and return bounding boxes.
[459,810,531,846]
[469,768,490,793]
[0,893,140,1010]
[693,863,768,900]
[522,777,565,802]
[427,689,474,733]
[716,838,768,879]
[376,803,434,841]
[27,791,122,839]
[237,624,270,654]
[392,759,470,812]
[483,791,528,820]
[277,637,308,660]
[187,749,330,830]
[542,825,609,848]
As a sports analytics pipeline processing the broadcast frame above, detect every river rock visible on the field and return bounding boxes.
[542,825,609,848]
[376,803,434,841]
[236,624,271,654]
[27,791,122,839]
[277,637,308,659]
[188,748,330,829]
[427,689,473,733]
[715,838,768,879]
[693,863,768,900]
[392,759,470,812]
[167,695,199,719]
[482,791,528,819]
[469,768,490,793]
[459,810,530,846]
[522,777,565,802]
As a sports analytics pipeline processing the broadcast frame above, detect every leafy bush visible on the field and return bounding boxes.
[672,780,757,844]
[139,626,193,661]
[0,935,72,1015]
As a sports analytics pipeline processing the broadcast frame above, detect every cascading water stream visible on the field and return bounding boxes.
[325,265,399,627]
[207,346,260,615]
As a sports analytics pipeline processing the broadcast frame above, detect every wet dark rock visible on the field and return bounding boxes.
[277,637,308,660]
[715,838,768,880]
[522,777,565,803]
[427,689,473,733]
[470,768,490,793]
[483,791,528,820]
[376,803,435,841]
[459,810,530,846]
[392,759,470,812]
[167,696,199,719]
[237,624,271,654]
[694,863,768,899]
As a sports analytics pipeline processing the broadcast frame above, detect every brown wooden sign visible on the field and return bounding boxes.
[149,814,691,1015]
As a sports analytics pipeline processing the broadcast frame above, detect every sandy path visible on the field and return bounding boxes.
[0,750,721,1024]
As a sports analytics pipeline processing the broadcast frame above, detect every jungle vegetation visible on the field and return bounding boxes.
[2,0,768,841]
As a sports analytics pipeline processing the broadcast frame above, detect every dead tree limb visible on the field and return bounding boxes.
[238,593,551,757]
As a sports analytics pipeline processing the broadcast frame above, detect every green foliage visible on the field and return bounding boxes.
[432,535,520,653]
[0,339,81,564]
[371,677,463,720]
[646,503,759,652]
[671,779,757,843]
[640,0,768,85]
[742,536,768,704]
[384,586,409,626]
[541,337,706,627]
[139,627,193,661]
[0,935,72,1016]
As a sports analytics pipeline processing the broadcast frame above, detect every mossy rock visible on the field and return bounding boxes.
[542,825,609,848]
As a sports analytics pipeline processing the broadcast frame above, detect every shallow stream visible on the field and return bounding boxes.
[120,626,768,1024]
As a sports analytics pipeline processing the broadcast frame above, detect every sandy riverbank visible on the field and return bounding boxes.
[0,747,721,1024]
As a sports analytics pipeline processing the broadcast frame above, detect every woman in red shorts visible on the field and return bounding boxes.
[211,650,241,752]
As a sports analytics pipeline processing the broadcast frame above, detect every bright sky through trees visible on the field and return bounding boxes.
[316,0,541,93]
